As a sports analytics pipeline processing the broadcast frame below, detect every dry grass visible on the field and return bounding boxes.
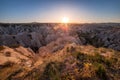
[0,44,120,80]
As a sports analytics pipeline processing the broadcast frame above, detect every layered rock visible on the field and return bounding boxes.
[0,23,120,52]
[76,23,120,51]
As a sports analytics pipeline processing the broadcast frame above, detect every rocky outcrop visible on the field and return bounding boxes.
[38,35,80,56]
[0,23,57,52]
[0,46,35,66]
[76,23,120,51]
[0,23,120,52]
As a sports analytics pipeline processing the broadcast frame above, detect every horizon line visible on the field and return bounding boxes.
[0,21,120,24]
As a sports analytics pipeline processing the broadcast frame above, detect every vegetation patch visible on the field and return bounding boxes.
[40,62,64,80]
[94,63,108,80]
[9,44,20,48]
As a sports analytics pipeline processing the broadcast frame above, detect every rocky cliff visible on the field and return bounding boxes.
[0,23,120,52]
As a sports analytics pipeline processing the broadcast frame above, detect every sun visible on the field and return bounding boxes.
[62,17,69,23]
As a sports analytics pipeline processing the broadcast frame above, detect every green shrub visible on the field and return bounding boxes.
[104,57,118,66]
[72,52,104,63]
[94,63,108,80]
[72,52,85,61]
[41,62,63,80]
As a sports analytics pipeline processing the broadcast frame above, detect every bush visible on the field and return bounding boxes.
[104,57,118,66]
[72,52,85,61]
[41,62,63,80]
[72,52,104,63]
[94,63,108,80]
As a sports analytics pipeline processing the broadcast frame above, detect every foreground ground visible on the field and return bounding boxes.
[0,44,120,80]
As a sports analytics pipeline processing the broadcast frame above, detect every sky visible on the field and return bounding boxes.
[0,0,120,23]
